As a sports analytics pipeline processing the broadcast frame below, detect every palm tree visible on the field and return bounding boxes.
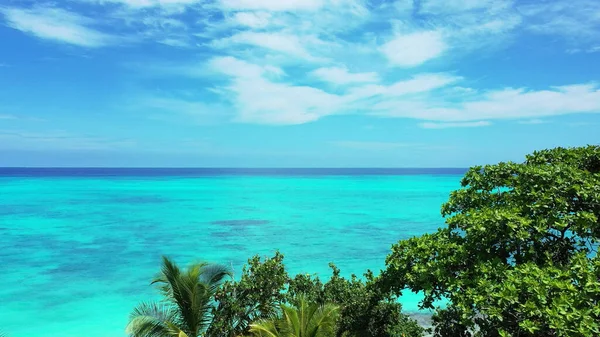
[126,256,232,337]
[249,297,339,337]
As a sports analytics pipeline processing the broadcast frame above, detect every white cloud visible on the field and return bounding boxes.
[1,6,116,47]
[419,121,491,129]
[231,11,271,28]
[420,0,511,15]
[50,0,599,129]
[518,119,549,125]
[206,57,465,125]
[371,83,600,122]
[414,0,521,53]
[81,0,201,10]
[347,73,461,100]
[311,67,379,85]
[209,56,343,125]
[219,0,324,11]
[205,57,600,126]
[209,56,284,78]
[380,31,447,67]
[158,38,189,47]
[0,114,17,120]
[213,31,321,60]
[519,0,600,44]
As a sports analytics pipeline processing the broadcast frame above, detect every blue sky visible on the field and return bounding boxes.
[0,0,599,167]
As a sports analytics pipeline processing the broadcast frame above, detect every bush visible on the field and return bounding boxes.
[208,253,424,337]
[381,146,600,337]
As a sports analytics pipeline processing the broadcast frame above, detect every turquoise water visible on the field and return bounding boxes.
[0,170,461,336]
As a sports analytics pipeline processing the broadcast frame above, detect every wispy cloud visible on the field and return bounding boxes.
[0,113,46,122]
[203,53,600,126]
[311,67,379,85]
[0,6,117,47]
[79,0,202,11]
[519,0,600,45]
[567,46,600,54]
[567,121,596,127]
[212,31,326,61]
[370,83,600,122]
[218,0,325,12]
[9,0,598,130]
[518,119,549,125]
[209,56,342,125]
[0,129,136,150]
[419,121,491,129]
[230,11,272,28]
[158,38,189,47]
[380,31,447,67]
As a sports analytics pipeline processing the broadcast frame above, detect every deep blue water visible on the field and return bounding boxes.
[0,167,468,177]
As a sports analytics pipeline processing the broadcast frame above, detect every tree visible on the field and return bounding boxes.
[126,256,232,337]
[381,146,600,337]
[209,252,424,337]
[249,296,339,337]
[207,252,288,337]
[288,264,425,337]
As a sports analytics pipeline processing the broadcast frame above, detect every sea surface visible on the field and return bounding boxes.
[0,168,465,337]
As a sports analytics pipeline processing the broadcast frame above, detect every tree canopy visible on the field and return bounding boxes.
[381,146,600,337]
[208,253,424,337]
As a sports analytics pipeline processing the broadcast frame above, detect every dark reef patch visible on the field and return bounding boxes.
[109,195,171,204]
[211,219,271,226]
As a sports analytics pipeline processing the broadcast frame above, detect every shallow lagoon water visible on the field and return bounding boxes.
[0,169,463,336]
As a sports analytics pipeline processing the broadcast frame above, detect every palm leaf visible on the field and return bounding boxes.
[249,320,280,337]
[130,256,232,337]
[249,297,339,337]
[126,301,180,337]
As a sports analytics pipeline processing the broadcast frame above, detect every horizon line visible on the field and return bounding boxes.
[0,167,470,169]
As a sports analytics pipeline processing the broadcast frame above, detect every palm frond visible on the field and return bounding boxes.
[306,303,339,337]
[281,303,301,336]
[249,320,280,337]
[248,297,339,337]
[130,256,232,337]
[126,301,180,337]
[199,263,234,288]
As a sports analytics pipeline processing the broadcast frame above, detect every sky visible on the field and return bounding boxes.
[0,0,599,167]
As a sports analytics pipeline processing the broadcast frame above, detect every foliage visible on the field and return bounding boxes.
[207,252,289,337]
[249,296,339,337]
[381,146,600,337]
[126,256,232,337]
[208,253,423,337]
[288,264,425,337]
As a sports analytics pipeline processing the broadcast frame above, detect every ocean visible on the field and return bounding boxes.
[0,168,465,336]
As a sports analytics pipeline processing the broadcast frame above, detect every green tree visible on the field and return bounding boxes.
[126,256,232,337]
[288,264,425,337]
[381,146,600,337]
[209,253,423,337]
[207,252,288,337]
[250,296,339,337]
